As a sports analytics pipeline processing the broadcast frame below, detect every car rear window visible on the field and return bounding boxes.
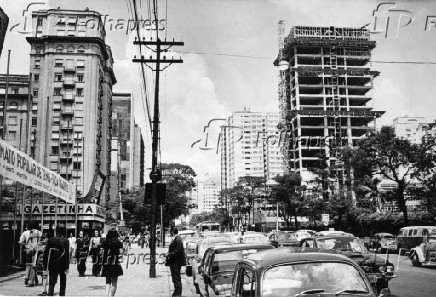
[213,249,266,273]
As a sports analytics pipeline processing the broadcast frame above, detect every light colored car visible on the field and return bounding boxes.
[313,230,353,237]
[191,236,233,294]
[409,231,436,267]
[239,233,270,245]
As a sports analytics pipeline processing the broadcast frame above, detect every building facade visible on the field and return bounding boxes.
[393,115,426,144]
[26,8,116,206]
[276,26,384,180]
[197,177,221,213]
[220,109,286,189]
[0,74,31,151]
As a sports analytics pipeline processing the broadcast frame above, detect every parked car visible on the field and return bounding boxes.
[409,230,436,267]
[396,226,436,255]
[230,248,389,297]
[300,236,396,293]
[185,238,202,277]
[238,233,270,245]
[294,230,312,241]
[192,237,234,294]
[370,233,397,253]
[268,232,300,248]
[196,244,275,297]
[313,230,353,237]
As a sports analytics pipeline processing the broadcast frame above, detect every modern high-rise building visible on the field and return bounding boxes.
[111,92,144,190]
[26,8,116,205]
[197,177,221,213]
[220,109,286,189]
[276,26,384,179]
[393,115,426,144]
[0,74,31,151]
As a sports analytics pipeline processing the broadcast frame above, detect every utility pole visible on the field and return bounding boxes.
[132,37,183,278]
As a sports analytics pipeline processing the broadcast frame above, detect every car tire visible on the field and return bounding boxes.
[411,255,422,267]
[186,266,192,277]
[376,280,389,294]
[399,247,405,256]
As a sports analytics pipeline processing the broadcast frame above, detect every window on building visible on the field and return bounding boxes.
[77,74,84,82]
[77,46,85,53]
[34,74,39,82]
[67,30,75,36]
[37,18,43,26]
[57,16,66,24]
[54,88,62,96]
[53,103,61,110]
[76,88,83,96]
[32,117,37,126]
[55,59,63,67]
[67,46,74,52]
[52,131,59,139]
[52,116,60,125]
[77,60,85,68]
[56,46,64,53]
[75,117,83,125]
[33,89,38,96]
[8,131,16,140]
[51,146,59,155]
[35,60,40,68]
[9,102,18,110]
[8,116,18,126]
[73,162,81,170]
[75,102,84,110]
[32,103,37,111]
[55,74,63,82]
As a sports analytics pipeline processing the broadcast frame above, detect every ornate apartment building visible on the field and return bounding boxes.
[26,8,116,204]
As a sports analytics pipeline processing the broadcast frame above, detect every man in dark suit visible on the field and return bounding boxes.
[167,228,186,297]
[43,230,69,296]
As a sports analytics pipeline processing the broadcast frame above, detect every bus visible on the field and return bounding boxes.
[196,221,221,235]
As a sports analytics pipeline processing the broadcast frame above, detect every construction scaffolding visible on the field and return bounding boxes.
[275,25,385,185]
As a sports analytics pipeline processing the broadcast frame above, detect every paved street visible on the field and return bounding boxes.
[389,254,436,297]
[0,246,196,297]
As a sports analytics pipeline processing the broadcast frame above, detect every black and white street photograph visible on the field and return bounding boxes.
[0,0,436,296]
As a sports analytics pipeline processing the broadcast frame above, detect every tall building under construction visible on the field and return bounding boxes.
[276,25,384,179]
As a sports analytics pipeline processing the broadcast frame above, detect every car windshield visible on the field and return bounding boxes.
[244,235,269,244]
[316,238,367,253]
[212,249,265,273]
[262,262,370,297]
[277,233,296,241]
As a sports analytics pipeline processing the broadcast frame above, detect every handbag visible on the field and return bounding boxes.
[165,254,170,266]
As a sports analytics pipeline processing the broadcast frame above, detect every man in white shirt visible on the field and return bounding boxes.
[19,221,42,287]
[67,233,77,263]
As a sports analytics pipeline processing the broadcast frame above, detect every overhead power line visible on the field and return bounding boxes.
[172,50,436,65]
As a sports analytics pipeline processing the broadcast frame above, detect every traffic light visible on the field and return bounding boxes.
[144,183,166,206]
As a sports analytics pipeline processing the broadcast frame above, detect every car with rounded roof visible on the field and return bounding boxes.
[192,236,234,294]
[299,236,396,294]
[230,247,390,297]
[370,233,397,253]
[409,230,436,267]
[268,231,300,248]
[313,230,353,237]
[196,244,275,297]
[238,233,270,245]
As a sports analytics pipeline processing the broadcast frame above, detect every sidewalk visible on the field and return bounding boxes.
[0,247,196,297]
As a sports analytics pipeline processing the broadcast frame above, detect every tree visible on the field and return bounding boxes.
[271,173,304,229]
[348,126,420,225]
[160,163,196,225]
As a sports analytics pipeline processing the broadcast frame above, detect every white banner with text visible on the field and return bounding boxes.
[0,138,76,203]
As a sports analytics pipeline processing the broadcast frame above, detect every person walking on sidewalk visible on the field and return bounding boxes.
[76,231,89,277]
[20,221,42,287]
[166,228,186,297]
[89,230,102,276]
[67,233,77,263]
[101,229,123,296]
[42,230,69,296]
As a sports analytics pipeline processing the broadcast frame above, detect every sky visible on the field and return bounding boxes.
[1,0,436,181]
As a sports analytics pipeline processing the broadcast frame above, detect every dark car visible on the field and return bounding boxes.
[268,232,299,248]
[300,236,396,293]
[231,248,389,297]
[370,233,397,253]
[196,244,275,297]
[192,236,234,294]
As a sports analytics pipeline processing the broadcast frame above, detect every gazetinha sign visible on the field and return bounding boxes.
[0,138,76,203]
[18,204,105,217]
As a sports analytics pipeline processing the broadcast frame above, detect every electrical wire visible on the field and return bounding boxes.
[172,50,436,65]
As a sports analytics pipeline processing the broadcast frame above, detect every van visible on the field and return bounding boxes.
[396,226,436,254]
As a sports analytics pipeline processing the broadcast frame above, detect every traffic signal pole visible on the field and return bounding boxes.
[132,37,183,278]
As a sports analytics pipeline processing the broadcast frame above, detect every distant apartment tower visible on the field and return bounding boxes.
[276,26,384,177]
[393,115,426,144]
[112,92,144,190]
[0,74,31,151]
[26,9,116,203]
[197,177,221,213]
[0,7,8,57]
[220,109,285,189]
